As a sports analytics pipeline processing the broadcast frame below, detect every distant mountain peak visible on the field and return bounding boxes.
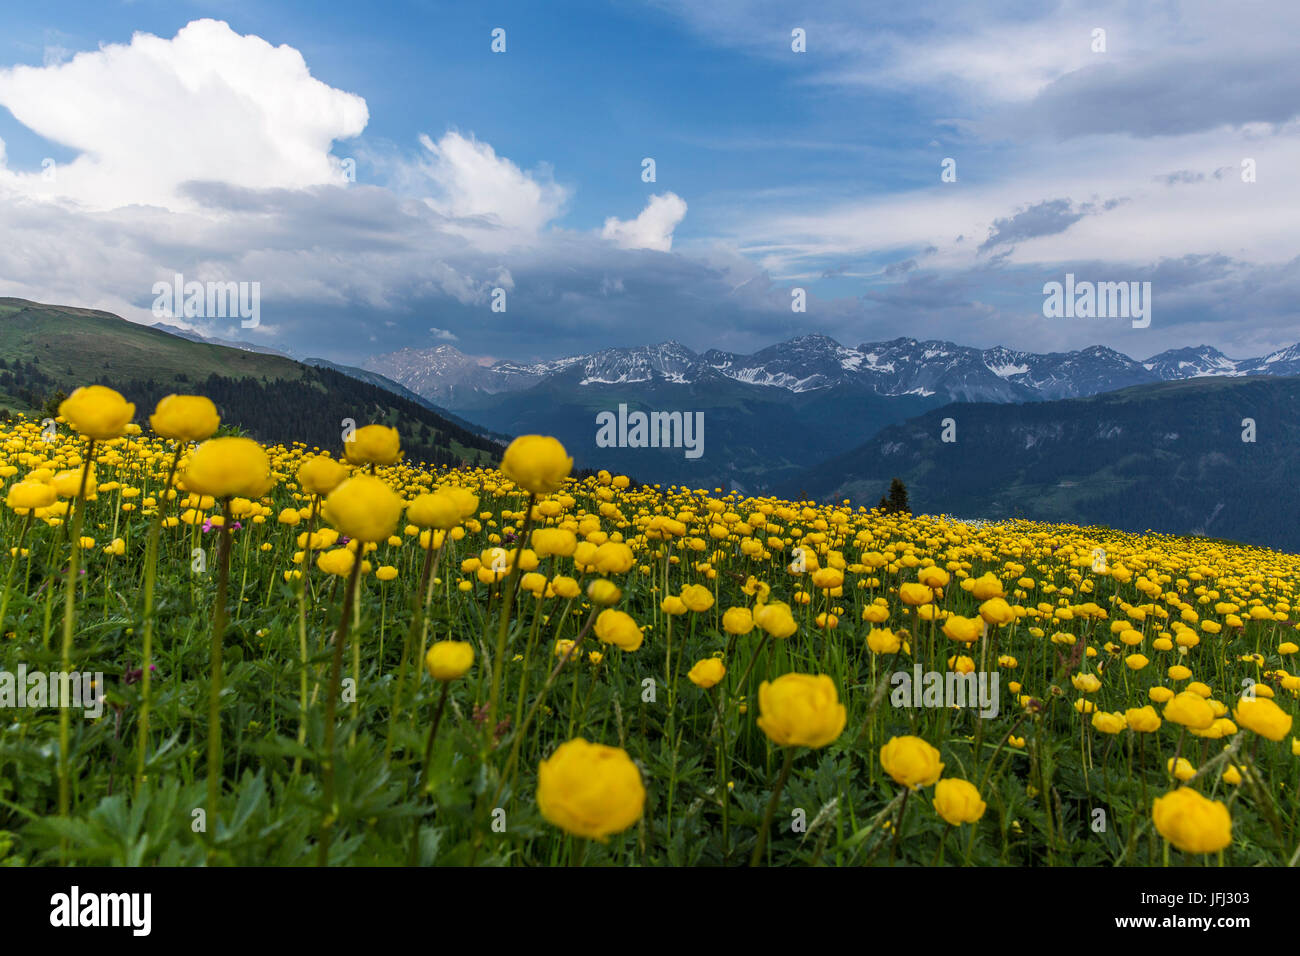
[364,331,1299,408]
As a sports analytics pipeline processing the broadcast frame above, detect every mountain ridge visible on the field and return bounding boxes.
[365,333,1300,407]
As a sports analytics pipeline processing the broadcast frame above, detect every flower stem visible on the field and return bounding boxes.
[750,746,797,867]
[317,552,363,866]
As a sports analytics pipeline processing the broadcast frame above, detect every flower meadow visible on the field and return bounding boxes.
[0,385,1298,867]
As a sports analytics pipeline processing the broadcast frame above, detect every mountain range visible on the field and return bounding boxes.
[364,334,1300,407]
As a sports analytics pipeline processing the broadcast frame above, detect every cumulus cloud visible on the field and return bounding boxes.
[408,131,568,247]
[0,19,367,210]
[601,193,687,251]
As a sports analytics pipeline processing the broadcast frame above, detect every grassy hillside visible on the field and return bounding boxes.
[781,374,1300,552]
[0,298,501,467]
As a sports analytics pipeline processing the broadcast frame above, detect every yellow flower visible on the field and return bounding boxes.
[1091,710,1127,734]
[500,435,572,495]
[1071,672,1101,693]
[593,541,635,574]
[932,778,986,825]
[532,527,577,557]
[812,567,845,590]
[1125,653,1150,670]
[322,475,405,543]
[5,479,56,513]
[1152,788,1232,854]
[183,438,273,498]
[375,565,398,582]
[898,582,933,605]
[969,572,1004,600]
[722,606,754,635]
[407,491,461,530]
[862,604,889,624]
[754,601,798,638]
[425,640,474,681]
[536,738,645,841]
[587,579,622,606]
[680,584,714,613]
[594,609,643,652]
[316,548,355,576]
[1233,697,1293,742]
[1163,691,1214,730]
[551,575,580,599]
[344,424,401,466]
[59,385,135,440]
[880,735,944,789]
[1166,757,1197,782]
[866,627,902,655]
[756,674,846,749]
[661,595,687,616]
[917,566,949,589]
[149,394,220,442]
[298,456,349,496]
[1125,705,1162,733]
[687,658,726,689]
[978,597,1016,626]
[942,614,982,644]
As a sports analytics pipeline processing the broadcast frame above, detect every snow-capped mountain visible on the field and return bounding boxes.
[364,335,1300,407]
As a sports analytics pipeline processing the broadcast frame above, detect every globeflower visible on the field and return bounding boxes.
[942,614,981,644]
[1163,691,1215,731]
[150,394,220,442]
[880,735,944,789]
[322,475,405,543]
[1152,788,1232,854]
[298,456,349,496]
[680,584,714,613]
[866,627,902,655]
[1125,705,1162,733]
[59,385,135,440]
[756,674,846,749]
[932,778,986,826]
[978,597,1016,626]
[1091,711,1127,734]
[594,609,643,652]
[899,582,933,606]
[500,435,572,495]
[532,527,577,557]
[687,658,726,689]
[1233,697,1293,741]
[6,479,56,513]
[536,738,645,841]
[754,601,798,639]
[722,606,754,635]
[407,491,461,530]
[183,438,273,499]
[344,424,401,466]
[425,640,474,681]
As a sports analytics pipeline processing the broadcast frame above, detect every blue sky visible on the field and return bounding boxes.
[1,1,1298,364]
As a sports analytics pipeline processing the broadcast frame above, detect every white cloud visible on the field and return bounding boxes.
[0,18,367,210]
[411,131,568,247]
[429,327,459,342]
[601,192,687,251]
